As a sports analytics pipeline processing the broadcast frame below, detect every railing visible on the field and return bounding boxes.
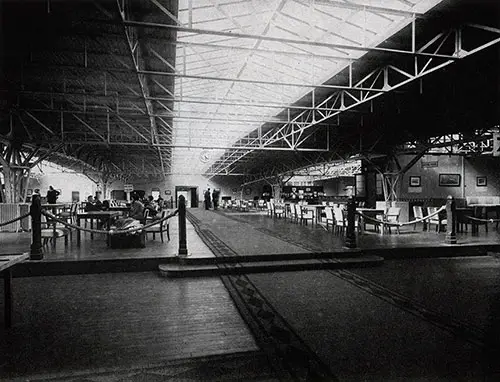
[20,194,185,260]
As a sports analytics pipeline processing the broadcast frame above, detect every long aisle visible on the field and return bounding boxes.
[188,209,500,380]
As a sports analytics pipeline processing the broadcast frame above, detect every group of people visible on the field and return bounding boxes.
[84,192,165,223]
[204,188,220,210]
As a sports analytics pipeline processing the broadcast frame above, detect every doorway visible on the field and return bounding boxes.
[175,186,199,208]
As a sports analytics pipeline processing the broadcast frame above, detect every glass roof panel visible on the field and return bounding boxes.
[172,0,445,175]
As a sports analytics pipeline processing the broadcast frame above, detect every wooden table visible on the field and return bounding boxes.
[466,204,500,232]
[302,204,327,222]
[76,211,120,246]
[356,208,385,234]
[1,253,29,328]
[41,203,66,215]
[108,206,130,217]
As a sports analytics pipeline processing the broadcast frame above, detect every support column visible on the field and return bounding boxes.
[344,196,357,249]
[30,194,43,260]
[178,195,188,257]
[445,195,457,244]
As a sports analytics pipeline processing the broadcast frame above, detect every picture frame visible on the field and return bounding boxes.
[409,176,421,187]
[439,173,461,187]
[476,176,487,187]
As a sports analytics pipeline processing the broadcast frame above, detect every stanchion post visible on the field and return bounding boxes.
[344,196,357,249]
[445,195,457,244]
[178,195,188,257]
[30,194,43,260]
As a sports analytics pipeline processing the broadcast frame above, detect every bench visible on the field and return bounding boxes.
[1,253,30,328]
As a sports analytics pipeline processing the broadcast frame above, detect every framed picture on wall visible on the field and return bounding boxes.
[439,173,461,187]
[409,176,421,187]
[476,176,487,187]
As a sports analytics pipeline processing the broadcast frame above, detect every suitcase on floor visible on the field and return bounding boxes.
[110,231,146,249]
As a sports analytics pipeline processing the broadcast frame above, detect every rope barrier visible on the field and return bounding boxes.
[41,209,178,235]
[0,212,31,227]
[356,205,446,227]
[463,215,500,223]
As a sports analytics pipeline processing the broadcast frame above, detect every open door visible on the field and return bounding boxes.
[175,186,199,208]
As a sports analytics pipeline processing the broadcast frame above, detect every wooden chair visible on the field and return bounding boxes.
[41,213,70,247]
[300,206,315,226]
[412,206,424,231]
[333,206,345,234]
[427,207,446,232]
[384,207,401,234]
[141,208,150,224]
[290,203,299,223]
[324,207,335,231]
[257,199,266,210]
[145,210,170,242]
[274,204,285,219]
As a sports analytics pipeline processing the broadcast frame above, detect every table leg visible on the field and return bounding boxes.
[4,269,12,328]
[90,219,94,240]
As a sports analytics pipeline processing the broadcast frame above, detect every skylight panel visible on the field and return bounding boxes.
[171,0,446,174]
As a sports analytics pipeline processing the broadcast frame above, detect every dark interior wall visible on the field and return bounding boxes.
[464,157,500,197]
[399,154,500,199]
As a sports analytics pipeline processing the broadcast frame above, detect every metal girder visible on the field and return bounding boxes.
[116,0,169,176]
[294,0,423,17]
[5,88,372,112]
[117,20,459,60]
[399,129,499,156]
[206,24,500,176]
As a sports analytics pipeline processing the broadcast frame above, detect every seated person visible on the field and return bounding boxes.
[144,195,159,218]
[102,200,110,211]
[85,195,99,212]
[156,196,165,209]
[129,193,145,222]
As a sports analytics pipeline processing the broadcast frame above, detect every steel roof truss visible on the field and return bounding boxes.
[205,23,500,175]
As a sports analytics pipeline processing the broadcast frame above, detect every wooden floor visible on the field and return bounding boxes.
[0,273,261,380]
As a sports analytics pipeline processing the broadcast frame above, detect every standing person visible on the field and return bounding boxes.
[212,189,219,210]
[46,186,60,204]
[204,188,211,210]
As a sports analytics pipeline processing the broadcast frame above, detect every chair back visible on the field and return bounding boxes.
[413,205,423,219]
[333,207,344,224]
[386,207,401,223]
[325,207,334,220]
[160,210,168,228]
[301,206,313,219]
[426,207,438,223]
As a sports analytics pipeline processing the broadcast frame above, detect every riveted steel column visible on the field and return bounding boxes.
[344,196,357,249]
[30,194,43,260]
[178,195,188,257]
[445,195,457,244]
